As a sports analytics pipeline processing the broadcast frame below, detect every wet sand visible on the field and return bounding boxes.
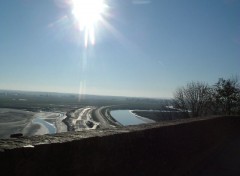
[0,108,67,138]
[0,108,35,138]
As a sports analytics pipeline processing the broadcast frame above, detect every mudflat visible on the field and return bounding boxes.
[0,108,67,138]
[0,108,35,138]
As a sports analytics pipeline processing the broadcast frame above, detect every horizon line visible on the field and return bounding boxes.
[0,88,172,100]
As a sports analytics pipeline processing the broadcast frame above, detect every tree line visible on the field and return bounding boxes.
[173,77,240,117]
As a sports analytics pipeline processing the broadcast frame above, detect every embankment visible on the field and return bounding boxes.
[1,116,240,176]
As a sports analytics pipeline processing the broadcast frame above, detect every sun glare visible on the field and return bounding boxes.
[71,0,107,47]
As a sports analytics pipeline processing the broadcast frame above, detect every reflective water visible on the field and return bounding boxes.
[110,110,146,126]
[33,117,56,134]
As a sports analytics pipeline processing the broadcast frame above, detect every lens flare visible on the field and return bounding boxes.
[71,0,107,47]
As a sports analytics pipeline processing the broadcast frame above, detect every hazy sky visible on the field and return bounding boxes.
[0,0,239,98]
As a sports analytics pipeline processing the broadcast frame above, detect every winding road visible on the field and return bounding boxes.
[64,106,120,130]
[92,107,112,128]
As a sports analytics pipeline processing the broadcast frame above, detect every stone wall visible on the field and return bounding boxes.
[1,116,240,176]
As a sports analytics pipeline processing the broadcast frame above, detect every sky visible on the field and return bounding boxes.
[0,0,239,98]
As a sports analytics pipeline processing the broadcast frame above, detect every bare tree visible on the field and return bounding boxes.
[213,77,240,115]
[173,81,212,117]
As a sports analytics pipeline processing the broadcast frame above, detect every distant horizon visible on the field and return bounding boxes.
[0,88,172,99]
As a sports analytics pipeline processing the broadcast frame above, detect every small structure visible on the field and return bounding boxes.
[10,133,23,138]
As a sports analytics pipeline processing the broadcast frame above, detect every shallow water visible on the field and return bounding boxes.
[33,117,56,134]
[110,110,146,126]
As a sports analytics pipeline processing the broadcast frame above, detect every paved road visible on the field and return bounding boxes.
[92,107,112,128]
[66,106,119,130]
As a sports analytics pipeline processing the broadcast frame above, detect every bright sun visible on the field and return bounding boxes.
[71,0,107,47]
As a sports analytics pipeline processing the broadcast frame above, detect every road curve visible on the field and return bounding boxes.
[92,106,121,129]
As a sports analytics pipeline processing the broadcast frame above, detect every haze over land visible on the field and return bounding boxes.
[0,0,239,98]
[0,90,175,138]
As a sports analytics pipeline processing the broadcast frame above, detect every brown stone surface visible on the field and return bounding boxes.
[1,116,240,176]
